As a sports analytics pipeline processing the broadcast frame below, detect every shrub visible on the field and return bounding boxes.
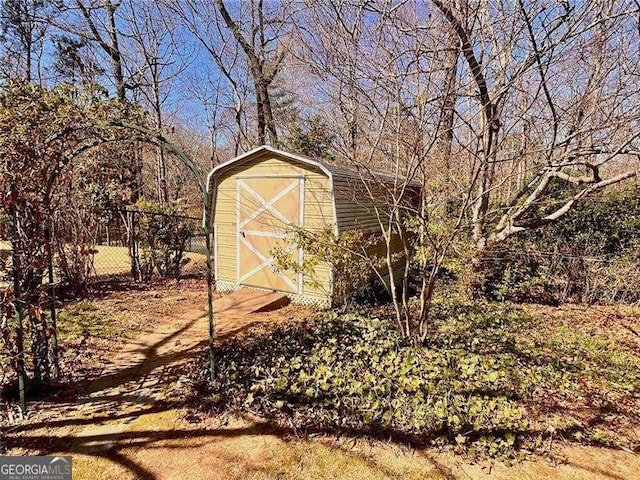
[480,187,640,304]
[53,206,100,294]
[133,199,193,280]
[272,227,386,306]
[189,299,640,458]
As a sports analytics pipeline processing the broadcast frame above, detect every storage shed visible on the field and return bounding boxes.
[206,145,415,305]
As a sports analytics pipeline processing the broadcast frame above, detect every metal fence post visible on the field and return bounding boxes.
[10,207,26,413]
[105,121,217,381]
[44,223,59,379]
[129,210,139,280]
[204,192,216,383]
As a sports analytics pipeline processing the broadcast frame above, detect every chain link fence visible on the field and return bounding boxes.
[0,207,208,294]
[91,208,207,280]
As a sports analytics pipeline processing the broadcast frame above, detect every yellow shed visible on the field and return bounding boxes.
[206,145,415,305]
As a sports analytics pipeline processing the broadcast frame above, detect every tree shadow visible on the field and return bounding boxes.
[563,458,632,480]
[6,421,276,479]
[10,299,637,479]
[7,417,467,480]
[192,309,640,460]
[3,303,300,478]
[0,304,450,477]
[76,311,260,397]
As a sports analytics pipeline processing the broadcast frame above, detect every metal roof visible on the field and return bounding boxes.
[206,145,421,191]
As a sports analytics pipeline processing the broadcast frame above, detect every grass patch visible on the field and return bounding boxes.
[83,245,207,277]
[246,439,445,480]
[57,301,125,341]
[189,299,640,458]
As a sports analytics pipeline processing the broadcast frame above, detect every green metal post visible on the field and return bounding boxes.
[204,192,216,382]
[10,208,26,413]
[44,224,60,379]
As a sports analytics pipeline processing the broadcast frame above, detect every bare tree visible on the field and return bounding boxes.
[294,1,473,337]
[61,0,129,101]
[169,0,290,147]
[168,0,255,156]
[294,0,640,333]
[122,0,191,203]
[213,0,290,145]
[434,27,459,202]
[431,0,640,265]
[182,68,245,165]
[0,0,51,83]
[51,34,104,84]
[55,0,147,202]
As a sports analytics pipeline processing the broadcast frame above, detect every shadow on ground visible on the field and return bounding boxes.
[3,303,296,479]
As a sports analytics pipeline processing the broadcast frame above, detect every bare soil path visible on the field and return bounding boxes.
[4,286,640,479]
[4,286,330,478]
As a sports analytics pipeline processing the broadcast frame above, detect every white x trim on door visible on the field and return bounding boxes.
[238,237,297,290]
[236,176,303,294]
[238,179,299,230]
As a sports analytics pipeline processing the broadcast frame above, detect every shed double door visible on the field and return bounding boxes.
[237,175,303,293]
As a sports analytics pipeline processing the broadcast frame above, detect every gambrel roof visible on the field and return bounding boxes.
[207,145,421,193]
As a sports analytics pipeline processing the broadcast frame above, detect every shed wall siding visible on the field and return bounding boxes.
[332,173,408,289]
[212,152,334,302]
[333,174,382,232]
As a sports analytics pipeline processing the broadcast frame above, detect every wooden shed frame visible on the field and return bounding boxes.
[206,145,415,306]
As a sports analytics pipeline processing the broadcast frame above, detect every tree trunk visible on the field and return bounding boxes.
[105,0,126,101]
[156,146,168,203]
[214,0,281,146]
[255,80,266,144]
[259,79,278,145]
[153,98,168,203]
[438,43,459,212]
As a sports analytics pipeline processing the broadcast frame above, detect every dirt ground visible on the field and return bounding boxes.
[3,281,640,479]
